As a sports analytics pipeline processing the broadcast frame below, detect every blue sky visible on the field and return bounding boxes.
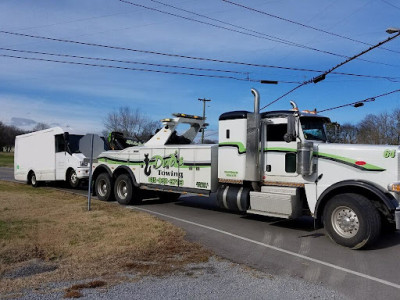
[0,0,399,139]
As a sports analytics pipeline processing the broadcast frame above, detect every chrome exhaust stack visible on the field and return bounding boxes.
[252,88,260,115]
[245,88,261,183]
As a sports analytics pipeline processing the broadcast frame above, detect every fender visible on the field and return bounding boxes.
[315,180,398,221]
[92,164,113,181]
[114,165,139,187]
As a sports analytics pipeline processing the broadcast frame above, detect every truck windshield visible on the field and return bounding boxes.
[68,135,84,153]
[300,117,328,142]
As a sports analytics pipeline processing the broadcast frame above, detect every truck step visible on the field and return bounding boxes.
[248,186,302,219]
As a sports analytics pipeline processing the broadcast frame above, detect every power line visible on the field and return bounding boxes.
[318,89,400,113]
[260,30,400,110]
[0,47,245,75]
[0,53,300,83]
[381,0,400,10]
[1,30,398,81]
[148,0,333,52]
[116,0,399,68]
[222,0,400,54]
[0,54,250,80]
[116,0,345,58]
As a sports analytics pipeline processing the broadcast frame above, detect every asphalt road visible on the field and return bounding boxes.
[2,167,400,299]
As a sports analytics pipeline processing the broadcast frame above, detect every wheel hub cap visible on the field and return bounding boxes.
[332,206,359,238]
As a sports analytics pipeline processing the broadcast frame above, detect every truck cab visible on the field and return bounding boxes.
[217,89,400,249]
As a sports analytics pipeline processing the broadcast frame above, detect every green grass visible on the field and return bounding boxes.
[0,152,14,167]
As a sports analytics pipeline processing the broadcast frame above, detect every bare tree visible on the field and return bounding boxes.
[104,107,158,143]
[32,122,50,131]
[0,122,25,152]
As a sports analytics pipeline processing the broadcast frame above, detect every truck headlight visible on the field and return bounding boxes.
[388,182,400,193]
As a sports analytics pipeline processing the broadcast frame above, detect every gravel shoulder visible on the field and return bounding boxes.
[8,257,348,299]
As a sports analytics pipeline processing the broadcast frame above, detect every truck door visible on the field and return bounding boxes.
[263,117,298,179]
[55,134,67,180]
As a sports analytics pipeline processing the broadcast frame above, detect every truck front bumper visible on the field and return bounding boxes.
[76,167,90,179]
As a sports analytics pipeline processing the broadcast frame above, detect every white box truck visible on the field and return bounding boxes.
[14,127,90,188]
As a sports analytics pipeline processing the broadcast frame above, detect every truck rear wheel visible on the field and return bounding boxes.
[95,173,113,201]
[114,174,141,205]
[29,172,40,188]
[68,169,80,188]
[323,193,381,249]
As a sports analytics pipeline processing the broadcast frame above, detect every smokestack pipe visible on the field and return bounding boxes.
[251,88,260,114]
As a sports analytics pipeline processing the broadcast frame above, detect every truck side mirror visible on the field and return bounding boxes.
[284,115,296,143]
[64,132,70,142]
[64,132,71,154]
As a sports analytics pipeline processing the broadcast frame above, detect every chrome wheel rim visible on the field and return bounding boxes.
[97,179,108,197]
[70,171,77,184]
[117,180,128,200]
[331,206,359,238]
[31,174,36,185]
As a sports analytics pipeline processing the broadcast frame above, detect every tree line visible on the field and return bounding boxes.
[327,109,400,144]
[0,122,53,152]
[0,122,25,152]
[2,107,400,152]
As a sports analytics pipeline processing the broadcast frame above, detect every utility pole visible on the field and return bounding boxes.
[198,98,211,143]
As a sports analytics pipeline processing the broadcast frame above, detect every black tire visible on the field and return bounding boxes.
[95,173,113,201]
[114,174,141,205]
[158,192,181,202]
[68,169,80,188]
[382,219,397,233]
[323,193,381,249]
[29,172,40,188]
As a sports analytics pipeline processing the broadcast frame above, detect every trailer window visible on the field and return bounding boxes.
[55,134,66,152]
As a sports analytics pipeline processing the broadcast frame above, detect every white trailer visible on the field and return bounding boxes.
[91,89,400,249]
[14,127,90,188]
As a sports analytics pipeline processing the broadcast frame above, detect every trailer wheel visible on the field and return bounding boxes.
[114,174,141,205]
[29,172,40,188]
[323,193,381,249]
[68,169,80,188]
[95,173,113,201]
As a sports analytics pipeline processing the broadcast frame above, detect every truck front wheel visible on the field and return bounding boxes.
[68,169,80,188]
[114,174,141,205]
[95,173,113,201]
[323,193,381,249]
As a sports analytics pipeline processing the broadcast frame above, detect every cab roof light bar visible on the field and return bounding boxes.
[172,113,205,120]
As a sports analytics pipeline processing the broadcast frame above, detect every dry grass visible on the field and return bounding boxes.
[0,181,210,295]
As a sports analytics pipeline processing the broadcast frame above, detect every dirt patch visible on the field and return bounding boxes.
[2,259,58,279]
[0,181,211,295]
[64,280,107,298]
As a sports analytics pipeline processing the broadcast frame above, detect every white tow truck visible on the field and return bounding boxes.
[14,127,90,188]
[91,89,400,249]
